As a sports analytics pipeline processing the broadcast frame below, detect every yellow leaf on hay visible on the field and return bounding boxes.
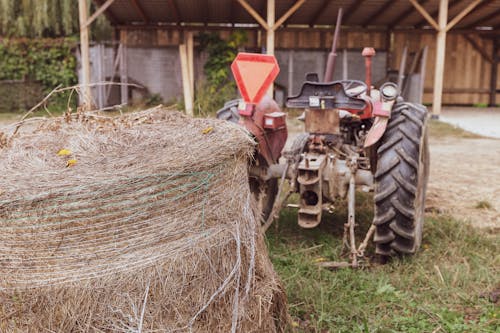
[66,159,77,167]
[57,149,72,156]
[201,126,213,134]
[291,321,300,328]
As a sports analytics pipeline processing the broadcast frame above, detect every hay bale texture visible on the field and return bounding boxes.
[0,107,287,332]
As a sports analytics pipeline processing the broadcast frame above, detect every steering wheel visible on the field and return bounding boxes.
[338,80,367,97]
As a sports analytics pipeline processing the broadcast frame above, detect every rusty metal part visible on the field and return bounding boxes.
[362,47,376,95]
[305,109,340,135]
[240,95,287,165]
[323,8,343,82]
[261,162,291,233]
[297,153,326,228]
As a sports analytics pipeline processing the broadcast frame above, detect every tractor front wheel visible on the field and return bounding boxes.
[373,102,429,256]
[250,177,278,223]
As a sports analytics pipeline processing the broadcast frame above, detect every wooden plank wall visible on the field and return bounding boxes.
[392,32,496,105]
[120,29,497,105]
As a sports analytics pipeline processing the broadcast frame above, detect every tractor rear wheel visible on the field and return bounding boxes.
[373,102,429,256]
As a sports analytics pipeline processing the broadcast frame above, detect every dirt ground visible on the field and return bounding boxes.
[427,135,500,231]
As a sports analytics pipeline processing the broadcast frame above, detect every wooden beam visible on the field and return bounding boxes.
[130,0,149,22]
[342,0,366,24]
[432,0,448,117]
[78,0,92,107]
[463,34,493,64]
[489,39,499,106]
[309,0,331,27]
[464,7,500,28]
[267,0,275,96]
[415,0,462,28]
[237,0,269,29]
[446,0,482,31]
[85,0,117,28]
[274,0,307,30]
[362,0,392,27]
[179,44,193,116]
[167,0,181,24]
[267,0,275,55]
[403,0,436,30]
[93,0,119,24]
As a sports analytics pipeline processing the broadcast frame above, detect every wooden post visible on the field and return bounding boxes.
[266,0,275,97]
[78,0,92,107]
[490,39,498,107]
[96,44,105,109]
[120,44,128,105]
[288,50,294,96]
[432,0,448,118]
[186,31,194,99]
[179,44,194,116]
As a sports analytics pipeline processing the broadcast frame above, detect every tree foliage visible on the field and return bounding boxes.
[0,0,111,38]
[194,31,247,115]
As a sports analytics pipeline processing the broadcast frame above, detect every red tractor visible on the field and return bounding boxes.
[217,19,429,265]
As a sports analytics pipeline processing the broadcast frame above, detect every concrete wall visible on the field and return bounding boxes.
[79,44,386,107]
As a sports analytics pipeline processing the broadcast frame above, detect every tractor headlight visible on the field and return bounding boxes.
[380,82,399,101]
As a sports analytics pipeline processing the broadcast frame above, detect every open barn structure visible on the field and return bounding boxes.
[78,0,500,116]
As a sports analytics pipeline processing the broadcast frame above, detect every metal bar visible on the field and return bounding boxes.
[237,0,269,30]
[323,8,343,82]
[274,0,307,30]
[85,0,117,28]
[446,0,482,32]
[432,0,449,117]
[347,174,357,267]
[408,0,439,31]
[288,51,294,96]
[397,46,408,90]
[78,0,92,107]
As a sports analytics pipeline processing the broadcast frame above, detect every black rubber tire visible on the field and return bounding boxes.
[250,177,278,223]
[217,99,279,222]
[373,102,429,256]
[215,99,240,123]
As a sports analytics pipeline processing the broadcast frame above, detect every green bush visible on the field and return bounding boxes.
[194,31,247,116]
[0,38,78,113]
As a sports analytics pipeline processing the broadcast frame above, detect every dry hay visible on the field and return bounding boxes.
[0,107,288,332]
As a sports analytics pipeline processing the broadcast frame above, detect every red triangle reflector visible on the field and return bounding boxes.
[231,53,280,104]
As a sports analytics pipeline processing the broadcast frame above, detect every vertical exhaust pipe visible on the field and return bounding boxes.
[362,47,376,95]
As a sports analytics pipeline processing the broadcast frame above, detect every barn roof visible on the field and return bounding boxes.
[94,0,500,32]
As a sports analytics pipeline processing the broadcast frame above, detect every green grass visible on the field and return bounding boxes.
[266,199,499,332]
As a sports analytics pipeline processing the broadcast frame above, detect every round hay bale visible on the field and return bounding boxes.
[0,107,288,332]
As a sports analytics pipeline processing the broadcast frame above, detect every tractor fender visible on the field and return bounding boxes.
[363,99,395,149]
[364,116,389,149]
